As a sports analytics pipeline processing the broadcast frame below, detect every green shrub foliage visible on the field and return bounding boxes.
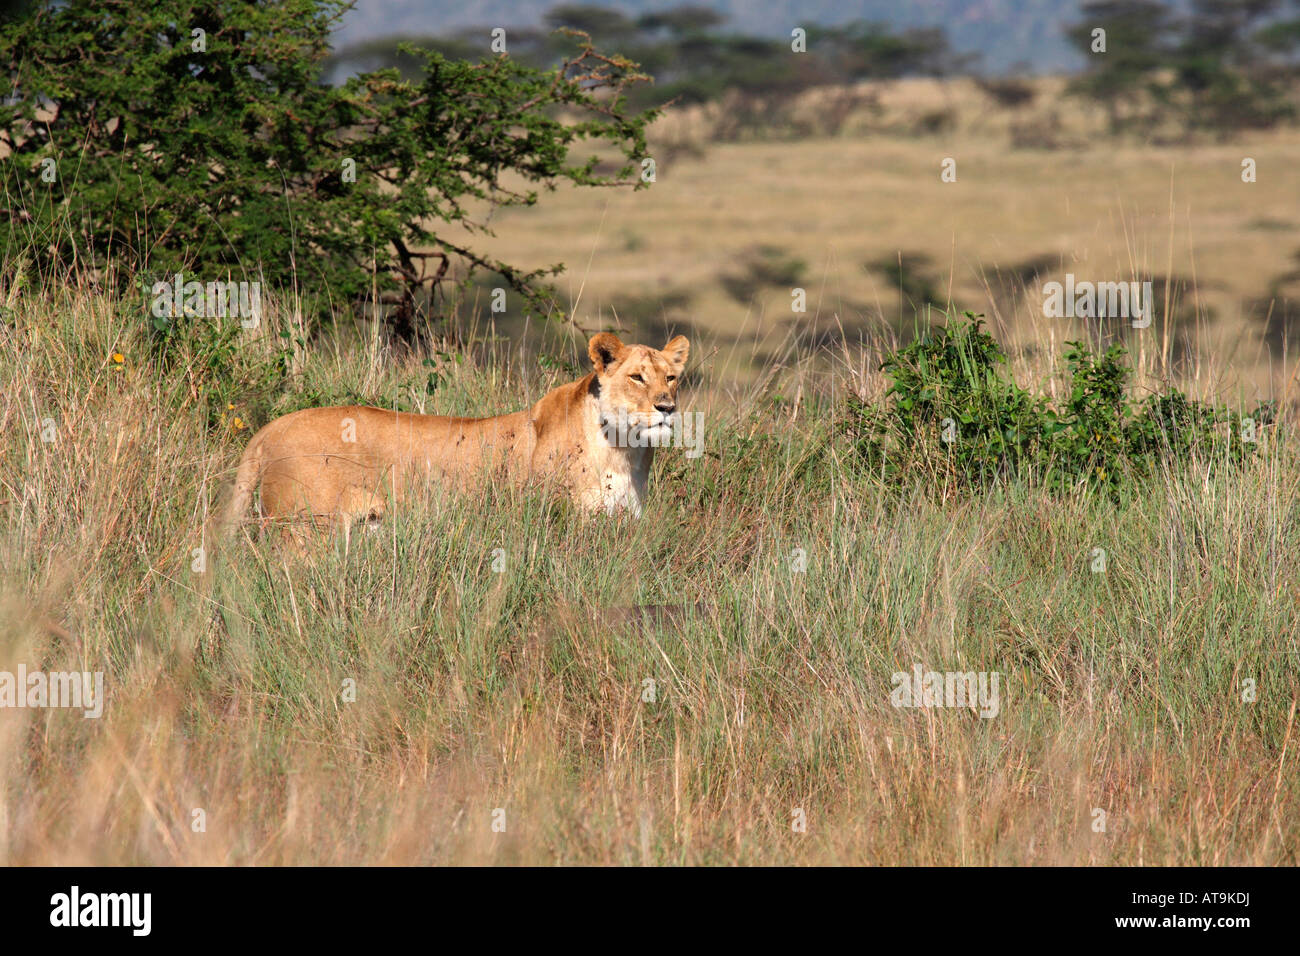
[1,0,657,325]
[845,313,1275,496]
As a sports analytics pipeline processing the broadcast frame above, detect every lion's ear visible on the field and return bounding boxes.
[588,332,627,373]
[661,335,689,371]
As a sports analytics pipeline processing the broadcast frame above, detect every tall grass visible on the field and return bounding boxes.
[0,281,1296,865]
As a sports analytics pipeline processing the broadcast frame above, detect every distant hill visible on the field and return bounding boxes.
[332,0,1095,75]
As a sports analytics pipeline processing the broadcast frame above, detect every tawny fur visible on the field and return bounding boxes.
[219,333,688,534]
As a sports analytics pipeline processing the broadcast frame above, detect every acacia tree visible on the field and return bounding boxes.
[1065,0,1178,134]
[1067,0,1300,137]
[0,0,658,333]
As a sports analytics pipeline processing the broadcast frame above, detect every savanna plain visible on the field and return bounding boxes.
[2,77,1298,864]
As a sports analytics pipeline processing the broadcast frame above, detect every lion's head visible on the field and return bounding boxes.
[588,332,689,447]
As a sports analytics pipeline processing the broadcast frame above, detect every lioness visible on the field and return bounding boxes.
[220,332,689,533]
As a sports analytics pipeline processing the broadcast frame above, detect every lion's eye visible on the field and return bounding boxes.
[630,374,645,384]
[666,375,677,383]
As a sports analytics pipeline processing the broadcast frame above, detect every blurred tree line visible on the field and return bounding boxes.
[328,1,1300,142]
[1067,0,1300,137]
[324,3,966,106]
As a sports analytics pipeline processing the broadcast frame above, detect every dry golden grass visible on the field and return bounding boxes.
[2,77,1297,866]
[0,280,1296,865]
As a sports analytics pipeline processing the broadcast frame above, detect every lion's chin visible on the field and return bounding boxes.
[601,412,676,448]
[641,422,675,446]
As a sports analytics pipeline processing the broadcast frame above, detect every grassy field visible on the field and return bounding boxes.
[1,274,1297,864]
[1,74,1297,866]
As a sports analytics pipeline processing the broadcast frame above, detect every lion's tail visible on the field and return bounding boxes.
[212,430,267,541]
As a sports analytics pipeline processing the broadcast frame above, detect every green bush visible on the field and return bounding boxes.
[1,0,656,329]
[844,313,1275,496]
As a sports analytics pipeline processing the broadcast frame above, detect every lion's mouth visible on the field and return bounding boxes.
[638,420,676,447]
[600,412,677,447]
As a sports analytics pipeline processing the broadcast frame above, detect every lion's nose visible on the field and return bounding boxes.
[654,400,676,415]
